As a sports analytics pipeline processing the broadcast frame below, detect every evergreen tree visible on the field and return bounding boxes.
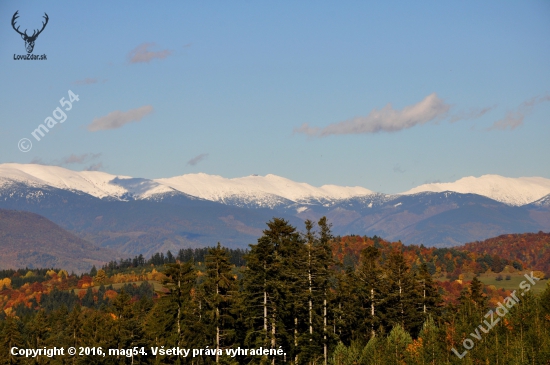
[317,217,334,365]
[539,280,550,316]
[417,315,444,364]
[416,263,443,320]
[202,242,238,363]
[469,276,486,310]
[382,325,412,364]
[278,218,335,365]
[28,310,50,350]
[382,250,423,336]
[67,304,83,349]
[356,246,384,340]
[163,261,198,351]
[243,218,303,364]
[0,317,24,365]
[109,290,144,363]
[360,336,383,365]
[333,268,360,345]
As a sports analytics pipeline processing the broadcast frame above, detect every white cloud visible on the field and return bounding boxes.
[87,105,154,132]
[187,153,209,166]
[128,43,172,64]
[489,94,550,131]
[294,93,450,137]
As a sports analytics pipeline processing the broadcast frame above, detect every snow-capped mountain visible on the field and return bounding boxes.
[0,163,549,251]
[0,163,174,200]
[530,194,550,208]
[400,175,550,206]
[1,163,550,207]
[0,164,373,207]
[155,173,374,208]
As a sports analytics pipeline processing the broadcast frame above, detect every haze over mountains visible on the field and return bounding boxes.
[0,163,549,262]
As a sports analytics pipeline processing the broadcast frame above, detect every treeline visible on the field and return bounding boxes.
[6,282,155,319]
[332,235,527,279]
[459,231,550,274]
[102,247,248,274]
[0,218,548,364]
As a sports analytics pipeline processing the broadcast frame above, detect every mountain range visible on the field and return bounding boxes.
[0,163,549,260]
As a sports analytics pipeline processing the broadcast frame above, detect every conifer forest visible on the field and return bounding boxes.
[0,217,549,364]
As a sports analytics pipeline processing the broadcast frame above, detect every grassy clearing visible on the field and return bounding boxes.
[477,271,547,295]
[434,270,548,295]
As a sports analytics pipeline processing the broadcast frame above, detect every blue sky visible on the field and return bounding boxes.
[1,1,549,193]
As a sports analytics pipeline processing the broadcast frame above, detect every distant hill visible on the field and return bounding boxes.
[0,209,118,273]
[0,184,302,256]
[457,231,550,274]
[331,231,550,279]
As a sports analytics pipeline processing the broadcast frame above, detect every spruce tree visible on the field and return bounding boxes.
[382,250,423,336]
[469,276,486,310]
[110,290,144,362]
[382,325,412,365]
[317,217,334,365]
[0,317,24,365]
[243,218,303,364]
[418,315,445,364]
[356,246,384,340]
[293,218,334,364]
[416,263,443,320]
[163,261,198,350]
[202,242,238,363]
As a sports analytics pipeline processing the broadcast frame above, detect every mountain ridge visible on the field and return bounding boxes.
[401,174,550,206]
[1,163,549,207]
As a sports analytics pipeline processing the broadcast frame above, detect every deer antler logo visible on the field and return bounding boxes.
[12,11,49,54]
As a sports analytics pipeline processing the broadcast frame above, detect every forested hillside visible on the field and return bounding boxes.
[0,218,548,364]
[0,209,117,272]
[458,231,550,274]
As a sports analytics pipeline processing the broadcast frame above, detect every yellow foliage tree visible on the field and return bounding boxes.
[24,271,34,278]
[0,278,11,289]
[58,270,68,279]
[94,269,107,285]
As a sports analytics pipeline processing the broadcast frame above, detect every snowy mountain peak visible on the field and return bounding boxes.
[400,174,550,206]
[0,164,373,205]
[155,173,374,204]
[0,163,173,200]
[1,164,549,207]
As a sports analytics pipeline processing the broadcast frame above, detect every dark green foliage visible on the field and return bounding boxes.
[102,247,248,275]
[381,250,424,336]
[200,242,239,362]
